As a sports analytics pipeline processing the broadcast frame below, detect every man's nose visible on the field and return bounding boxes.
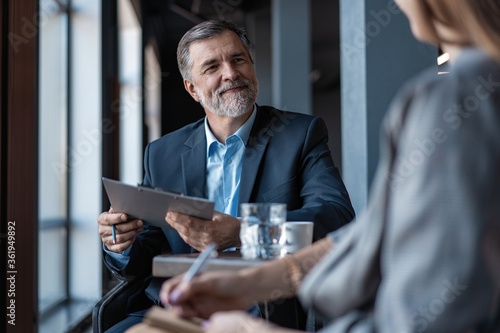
[221,63,238,81]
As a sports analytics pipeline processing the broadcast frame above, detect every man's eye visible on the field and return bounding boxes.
[205,65,217,73]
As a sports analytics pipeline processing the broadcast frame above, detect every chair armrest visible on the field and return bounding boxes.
[93,278,154,333]
[93,280,131,333]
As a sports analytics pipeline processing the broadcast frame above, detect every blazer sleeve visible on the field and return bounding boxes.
[374,75,500,332]
[300,67,500,332]
[286,116,355,240]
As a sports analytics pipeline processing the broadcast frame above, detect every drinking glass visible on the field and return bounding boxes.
[239,203,287,260]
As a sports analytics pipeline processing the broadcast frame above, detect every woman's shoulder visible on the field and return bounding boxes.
[389,49,500,117]
[453,48,500,77]
[383,49,500,139]
[397,48,500,101]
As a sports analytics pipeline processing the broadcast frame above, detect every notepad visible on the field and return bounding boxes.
[144,306,204,333]
[102,177,214,228]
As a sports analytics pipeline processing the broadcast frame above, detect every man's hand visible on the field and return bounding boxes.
[98,208,144,253]
[165,211,240,252]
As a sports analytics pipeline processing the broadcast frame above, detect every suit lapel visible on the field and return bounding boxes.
[238,106,272,205]
[181,125,207,198]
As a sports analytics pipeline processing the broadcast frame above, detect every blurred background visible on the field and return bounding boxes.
[0,0,437,332]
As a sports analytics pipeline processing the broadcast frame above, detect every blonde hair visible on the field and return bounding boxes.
[424,0,500,61]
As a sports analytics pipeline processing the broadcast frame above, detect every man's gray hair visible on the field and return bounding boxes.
[177,20,254,80]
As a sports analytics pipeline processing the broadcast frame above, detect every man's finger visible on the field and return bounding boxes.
[113,227,143,244]
[105,239,134,253]
[114,220,144,233]
[98,212,129,226]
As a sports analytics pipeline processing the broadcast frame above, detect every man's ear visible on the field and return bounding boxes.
[184,79,200,102]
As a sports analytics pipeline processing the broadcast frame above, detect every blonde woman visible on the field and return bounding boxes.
[160,1,500,332]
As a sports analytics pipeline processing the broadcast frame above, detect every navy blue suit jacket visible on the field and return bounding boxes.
[105,105,354,281]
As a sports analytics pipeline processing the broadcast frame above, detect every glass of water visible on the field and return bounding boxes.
[239,203,287,260]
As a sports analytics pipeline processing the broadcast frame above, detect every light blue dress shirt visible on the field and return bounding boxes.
[205,107,256,217]
[104,107,257,268]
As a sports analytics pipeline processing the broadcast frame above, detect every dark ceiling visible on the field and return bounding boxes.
[131,0,340,88]
[133,0,271,63]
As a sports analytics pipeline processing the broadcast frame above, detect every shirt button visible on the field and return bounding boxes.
[227,159,232,165]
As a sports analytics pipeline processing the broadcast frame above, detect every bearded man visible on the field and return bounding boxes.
[96,19,354,332]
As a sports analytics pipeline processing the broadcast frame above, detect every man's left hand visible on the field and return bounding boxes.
[165,211,241,252]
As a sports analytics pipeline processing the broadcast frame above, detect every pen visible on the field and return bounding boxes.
[109,205,117,244]
[167,243,217,306]
[181,242,218,284]
[111,225,117,244]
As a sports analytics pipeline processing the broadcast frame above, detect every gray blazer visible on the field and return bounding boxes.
[299,49,500,332]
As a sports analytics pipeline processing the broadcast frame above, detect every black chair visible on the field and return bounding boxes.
[93,283,315,332]
[259,297,308,330]
[92,278,154,333]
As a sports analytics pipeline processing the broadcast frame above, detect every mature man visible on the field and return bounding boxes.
[97,19,354,332]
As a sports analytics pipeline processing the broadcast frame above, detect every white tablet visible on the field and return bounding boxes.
[102,177,214,228]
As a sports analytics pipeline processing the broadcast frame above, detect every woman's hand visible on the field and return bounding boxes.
[160,237,334,319]
[205,311,284,333]
[160,269,257,318]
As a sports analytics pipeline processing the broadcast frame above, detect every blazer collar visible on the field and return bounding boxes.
[238,105,273,205]
[181,123,207,197]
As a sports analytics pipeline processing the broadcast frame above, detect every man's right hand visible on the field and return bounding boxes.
[97,208,144,253]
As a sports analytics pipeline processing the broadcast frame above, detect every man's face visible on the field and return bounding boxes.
[184,30,259,118]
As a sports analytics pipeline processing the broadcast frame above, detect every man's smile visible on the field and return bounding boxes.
[218,84,247,96]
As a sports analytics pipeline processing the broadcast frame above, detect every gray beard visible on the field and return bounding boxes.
[197,79,258,118]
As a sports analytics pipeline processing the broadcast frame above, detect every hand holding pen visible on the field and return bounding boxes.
[166,243,218,306]
[109,206,117,244]
[97,206,144,253]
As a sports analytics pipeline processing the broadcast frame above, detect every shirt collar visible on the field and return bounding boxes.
[205,105,257,156]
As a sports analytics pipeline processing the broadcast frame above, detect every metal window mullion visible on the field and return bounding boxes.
[65,0,72,302]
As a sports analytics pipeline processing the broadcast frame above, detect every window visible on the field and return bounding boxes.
[118,0,143,184]
[38,0,102,330]
[38,0,69,314]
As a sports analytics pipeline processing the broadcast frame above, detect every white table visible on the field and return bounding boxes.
[152,251,263,278]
